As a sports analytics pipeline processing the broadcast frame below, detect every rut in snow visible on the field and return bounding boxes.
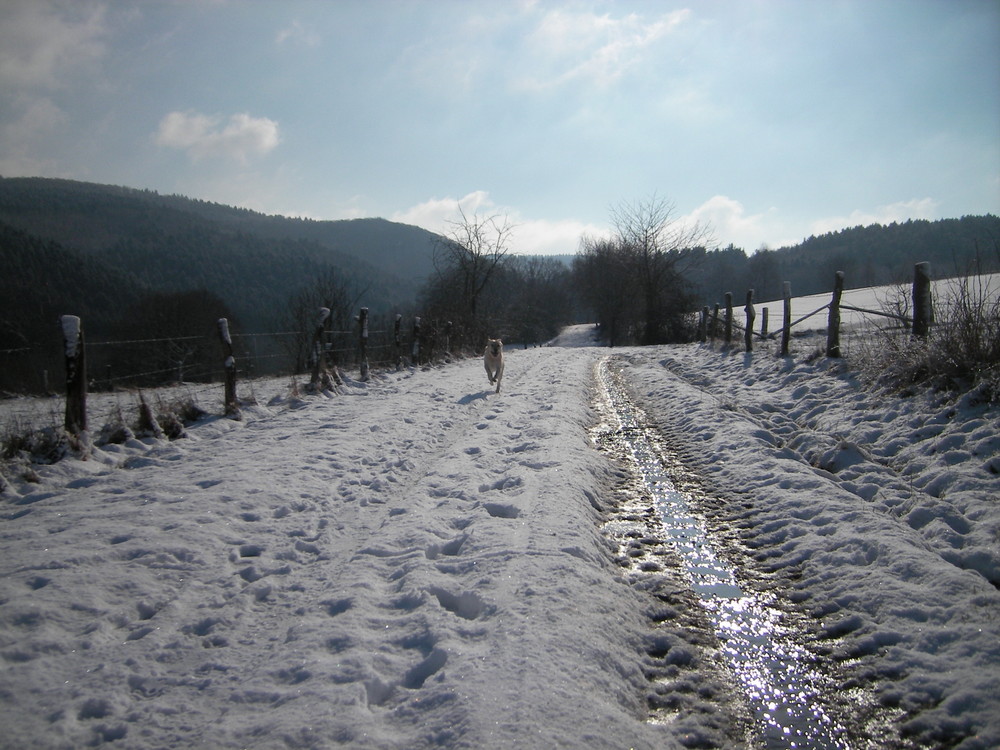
[593,356,855,750]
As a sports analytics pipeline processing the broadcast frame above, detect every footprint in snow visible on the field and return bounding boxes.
[428,586,491,620]
[478,476,524,493]
[425,534,468,559]
[483,502,520,519]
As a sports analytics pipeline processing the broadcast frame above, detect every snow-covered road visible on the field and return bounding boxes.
[2,327,998,749]
[2,342,679,749]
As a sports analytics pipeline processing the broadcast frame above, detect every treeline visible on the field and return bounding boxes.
[3,176,998,391]
[686,215,1000,306]
[0,177,439,331]
[571,201,999,347]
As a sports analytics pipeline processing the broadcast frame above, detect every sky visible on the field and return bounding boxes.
[1,0,998,256]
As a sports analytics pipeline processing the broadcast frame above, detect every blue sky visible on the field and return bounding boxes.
[1,0,998,255]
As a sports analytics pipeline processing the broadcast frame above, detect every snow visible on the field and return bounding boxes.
[756,272,1000,331]
[2,323,998,749]
[218,318,233,347]
[61,315,82,358]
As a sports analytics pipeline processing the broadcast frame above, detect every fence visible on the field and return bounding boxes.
[698,262,934,356]
[38,308,447,437]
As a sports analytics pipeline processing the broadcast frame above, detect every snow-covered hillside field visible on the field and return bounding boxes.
[1,316,998,748]
[757,272,1000,332]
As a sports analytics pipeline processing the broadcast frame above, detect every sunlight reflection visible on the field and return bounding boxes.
[597,358,850,750]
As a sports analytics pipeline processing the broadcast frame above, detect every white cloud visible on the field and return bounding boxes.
[517,8,689,90]
[0,96,69,176]
[154,111,281,163]
[276,19,320,47]
[391,191,497,235]
[809,199,940,236]
[392,191,601,255]
[683,195,776,250]
[510,216,604,256]
[0,1,109,89]
[680,196,945,254]
[3,96,67,142]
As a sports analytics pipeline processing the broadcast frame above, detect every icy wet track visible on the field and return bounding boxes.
[595,357,850,749]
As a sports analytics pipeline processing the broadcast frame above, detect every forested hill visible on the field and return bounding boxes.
[0,177,442,330]
[686,214,1000,305]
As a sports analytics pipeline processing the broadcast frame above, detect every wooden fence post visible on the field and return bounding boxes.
[412,317,422,365]
[61,315,87,436]
[781,282,792,356]
[761,307,769,337]
[724,293,734,346]
[444,321,453,355]
[308,307,331,391]
[698,306,709,343]
[913,262,932,338]
[744,290,756,352]
[394,314,403,370]
[358,307,369,381]
[826,271,845,357]
[711,304,720,343]
[217,318,238,416]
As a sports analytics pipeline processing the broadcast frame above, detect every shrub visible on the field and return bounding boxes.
[855,273,1000,400]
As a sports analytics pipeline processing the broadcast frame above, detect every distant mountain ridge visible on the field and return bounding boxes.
[0,176,442,331]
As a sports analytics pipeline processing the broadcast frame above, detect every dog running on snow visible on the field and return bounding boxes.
[483,338,504,394]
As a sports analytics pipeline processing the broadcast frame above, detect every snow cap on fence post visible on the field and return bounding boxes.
[61,314,87,436]
[217,317,239,417]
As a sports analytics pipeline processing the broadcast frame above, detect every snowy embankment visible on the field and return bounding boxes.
[2,326,999,749]
[618,334,1000,749]
[757,272,1000,331]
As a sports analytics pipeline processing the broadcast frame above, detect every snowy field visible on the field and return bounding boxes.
[756,272,1000,332]
[1,321,998,749]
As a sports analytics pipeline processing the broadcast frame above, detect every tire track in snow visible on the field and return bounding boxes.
[650,349,998,589]
[594,356,869,749]
[612,345,1000,748]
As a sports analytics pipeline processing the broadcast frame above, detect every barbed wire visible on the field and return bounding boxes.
[86,334,206,347]
[232,331,301,338]
[4,319,440,400]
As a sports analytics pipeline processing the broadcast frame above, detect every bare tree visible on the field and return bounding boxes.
[611,195,710,344]
[432,206,515,347]
[575,195,711,345]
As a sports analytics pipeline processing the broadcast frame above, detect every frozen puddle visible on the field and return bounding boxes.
[595,357,849,749]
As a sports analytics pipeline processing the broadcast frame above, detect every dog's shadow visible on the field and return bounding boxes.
[458,391,492,405]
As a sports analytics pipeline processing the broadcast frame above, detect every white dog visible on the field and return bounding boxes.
[484,338,504,393]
